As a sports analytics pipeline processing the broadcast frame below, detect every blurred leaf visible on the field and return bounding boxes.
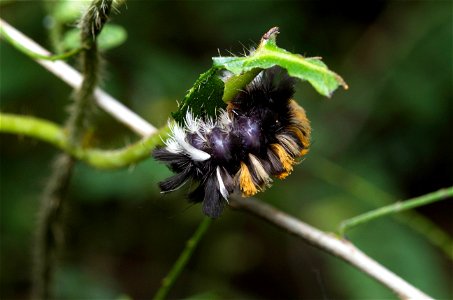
[213,27,348,97]
[52,0,89,23]
[171,67,226,124]
[62,24,127,51]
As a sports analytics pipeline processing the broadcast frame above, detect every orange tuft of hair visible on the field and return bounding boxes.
[238,162,259,197]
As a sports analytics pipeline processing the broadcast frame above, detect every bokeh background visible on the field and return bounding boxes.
[1,1,452,299]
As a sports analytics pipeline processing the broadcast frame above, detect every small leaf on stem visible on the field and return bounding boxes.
[213,27,348,97]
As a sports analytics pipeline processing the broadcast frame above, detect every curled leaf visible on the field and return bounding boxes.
[213,27,348,98]
[172,68,226,124]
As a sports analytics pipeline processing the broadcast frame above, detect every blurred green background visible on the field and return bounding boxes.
[1,1,452,299]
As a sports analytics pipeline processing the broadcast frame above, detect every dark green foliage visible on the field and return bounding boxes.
[171,68,226,124]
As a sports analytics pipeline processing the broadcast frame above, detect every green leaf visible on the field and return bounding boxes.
[171,28,346,125]
[213,27,348,97]
[62,24,127,51]
[172,68,226,124]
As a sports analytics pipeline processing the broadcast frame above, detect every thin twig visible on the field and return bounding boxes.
[229,196,433,300]
[0,24,81,60]
[309,156,453,260]
[153,218,213,300]
[340,186,453,236]
[0,18,156,137]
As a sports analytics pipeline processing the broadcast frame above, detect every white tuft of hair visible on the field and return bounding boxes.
[216,166,229,202]
[277,134,300,156]
[218,109,232,129]
[184,110,201,133]
[249,154,272,187]
[200,117,216,134]
[164,137,183,154]
[169,121,211,161]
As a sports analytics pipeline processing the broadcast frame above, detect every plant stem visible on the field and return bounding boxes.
[33,154,75,299]
[153,218,213,300]
[308,155,453,260]
[0,20,81,60]
[0,18,156,137]
[0,113,67,148]
[229,196,433,300]
[222,68,261,102]
[0,24,81,60]
[32,1,113,298]
[340,187,453,235]
[0,113,169,169]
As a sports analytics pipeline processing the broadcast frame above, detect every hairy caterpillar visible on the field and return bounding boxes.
[153,67,311,218]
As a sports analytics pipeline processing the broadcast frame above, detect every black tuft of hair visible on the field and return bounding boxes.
[152,66,310,218]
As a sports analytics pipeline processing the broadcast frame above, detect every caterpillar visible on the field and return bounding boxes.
[152,67,311,218]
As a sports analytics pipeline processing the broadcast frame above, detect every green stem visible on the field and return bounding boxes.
[0,113,67,148]
[339,187,453,235]
[153,218,213,300]
[308,156,453,260]
[0,24,82,61]
[222,68,261,102]
[0,113,169,169]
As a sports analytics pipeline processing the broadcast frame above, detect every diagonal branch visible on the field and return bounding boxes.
[0,18,156,137]
[229,196,432,300]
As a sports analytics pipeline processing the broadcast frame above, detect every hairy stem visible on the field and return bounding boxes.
[32,155,75,299]
[32,1,113,298]
[153,218,213,300]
